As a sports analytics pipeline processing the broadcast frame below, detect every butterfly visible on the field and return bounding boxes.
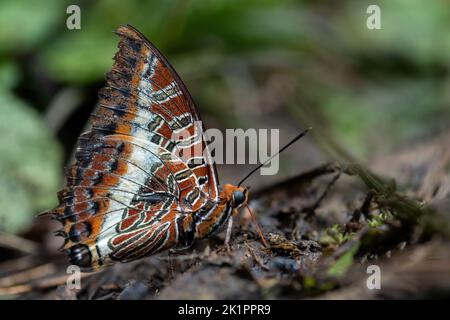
[44,25,308,272]
[41,25,249,271]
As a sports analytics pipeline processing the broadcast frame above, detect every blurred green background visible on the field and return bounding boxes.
[0,0,449,234]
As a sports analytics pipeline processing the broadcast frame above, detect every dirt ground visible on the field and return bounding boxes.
[1,131,449,300]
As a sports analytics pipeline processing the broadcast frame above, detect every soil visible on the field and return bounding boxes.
[1,131,449,300]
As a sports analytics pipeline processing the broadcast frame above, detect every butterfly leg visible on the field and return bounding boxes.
[169,241,196,254]
[224,215,234,254]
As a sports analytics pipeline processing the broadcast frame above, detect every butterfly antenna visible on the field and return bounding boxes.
[237,127,312,187]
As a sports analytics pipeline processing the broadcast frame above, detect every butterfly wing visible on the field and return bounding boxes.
[47,25,219,270]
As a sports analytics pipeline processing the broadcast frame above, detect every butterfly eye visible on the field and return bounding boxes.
[232,190,246,207]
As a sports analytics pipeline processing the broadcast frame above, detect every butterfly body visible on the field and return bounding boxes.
[46,25,248,271]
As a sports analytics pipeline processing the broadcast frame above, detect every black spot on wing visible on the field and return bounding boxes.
[67,244,92,269]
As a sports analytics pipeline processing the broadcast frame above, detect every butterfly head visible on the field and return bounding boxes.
[223,184,248,209]
[222,184,268,248]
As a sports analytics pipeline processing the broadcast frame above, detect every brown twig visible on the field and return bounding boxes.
[304,170,342,216]
[0,232,41,254]
[0,271,97,296]
[0,263,55,287]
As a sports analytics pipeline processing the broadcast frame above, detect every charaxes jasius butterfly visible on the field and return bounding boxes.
[43,25,309,271]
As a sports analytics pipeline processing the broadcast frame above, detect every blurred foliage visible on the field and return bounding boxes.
[0,0,449,233]
[327,243,359,277]
[0,62,61,233]
[0,0,63,53]
[336,0,450,63]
